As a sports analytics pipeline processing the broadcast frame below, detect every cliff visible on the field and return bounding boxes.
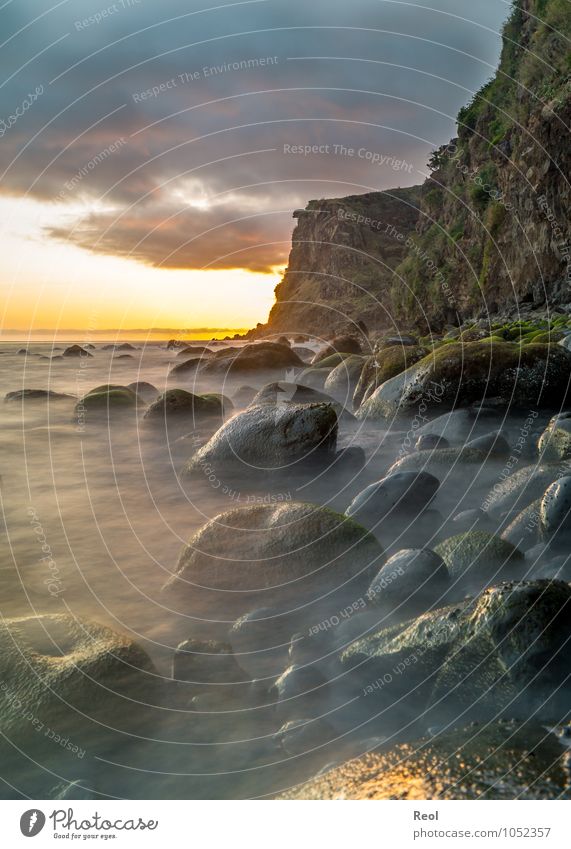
[251,0,571,337]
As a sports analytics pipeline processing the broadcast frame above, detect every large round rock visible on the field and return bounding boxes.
[184,403,338,476]
[356,341,571,419]
[0,615,159,751]
[346,471,439,531]
[366,548,450,620]
[434,531,524,594]
[162,502,384,625]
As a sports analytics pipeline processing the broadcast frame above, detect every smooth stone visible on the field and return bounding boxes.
[271,664,330,722]
[501,498,541,551]
[199,342,303,375]
[464,430,510,457]
[5,389,74,402]
[0,614,159,750]
[183,403,338,476]
[356,342,571,420]
[127,381,159,401]
[415,408,500,444]
[275,718,337,756]
[366,548,450,620]
[249,382,355,423]
[323,356,365,400]
[161,502,384,627]
[62,344,93,358]
[346,471,439,530]
[144,389,229,422]
[451,508,495,534]
[434,531,524,594]
[387,446,490,477]
[539,475,571,548]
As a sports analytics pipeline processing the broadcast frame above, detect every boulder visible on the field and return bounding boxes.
[356,341,571,419]
[0,614,159,750]
[414,407,501,445]
[278,720,570,799]
[5,389,74,402]
[74,385,140,420]
[353,345,427,409]
[366,548,450,620]
[538,413,571,462]
[200,342,303,375]
[184,403,338,476]
[313,336,363,362]
[323,356,365,401]
[342,580,571,726]
[386,446,489,478]
[232,385,257,407]
[249,382,355,423]
[143,389,229,422]
[62,345,93,358]
[127,381,159,401]
[434,531,524,593]
[346,472,439,531]
[415,434,450,451]
[162,502,384,625]
[539,476,571,550]
[296,367,332,390]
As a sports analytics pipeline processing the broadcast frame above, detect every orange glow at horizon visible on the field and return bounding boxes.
[0,197,281,339]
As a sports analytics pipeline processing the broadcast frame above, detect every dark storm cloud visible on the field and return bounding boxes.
[0,0,509,271]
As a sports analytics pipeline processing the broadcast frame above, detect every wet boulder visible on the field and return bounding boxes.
[342,580,571,727]
[144,389,229,423]
[387,446,489,478]
[356,341,571,419]
[346,471,439,531]
[74,385,141,421]
[0,614,159,751]
[127,381,159,402]
[5,389,74,402]
[414,407,501,445]
[323,356,364,401]
[353,345,427,409]
[200,342,303,375]
[232,385,257,407]
[249,382,355,423]
[161,502,384,627]
[62,344,93,358]
[366,548,450,620]
[415,434,450,451]
[296,367,332,390]
[539,476,571,550]
[538,413,571,462]
[184,403,338,477]
[278,720,571,799]
[434,531,524,594]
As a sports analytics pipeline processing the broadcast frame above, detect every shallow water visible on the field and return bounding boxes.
[0,341,561,799]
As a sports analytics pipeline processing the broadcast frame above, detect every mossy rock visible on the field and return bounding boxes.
[434,530,523,592]
[75,385,141,416]
[341,580,570,730]
[323,355,365,398]
[311,352,353,369]
[144,389,226,421]
[277,720,571,799]
[353,345,427,409]
[162,502,383,625]
[356,341,571,419]
[0,614,159,752]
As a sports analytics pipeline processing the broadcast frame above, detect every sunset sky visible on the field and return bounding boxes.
[0,0,509,338]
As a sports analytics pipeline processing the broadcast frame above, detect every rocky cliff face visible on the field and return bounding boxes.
[251,0,571,337]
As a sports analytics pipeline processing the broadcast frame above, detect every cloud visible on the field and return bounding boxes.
[0,0,509,272]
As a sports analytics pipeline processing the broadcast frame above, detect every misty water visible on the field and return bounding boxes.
[0,339,564,799]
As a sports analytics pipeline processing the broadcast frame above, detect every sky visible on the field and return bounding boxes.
[0,0,511,338]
